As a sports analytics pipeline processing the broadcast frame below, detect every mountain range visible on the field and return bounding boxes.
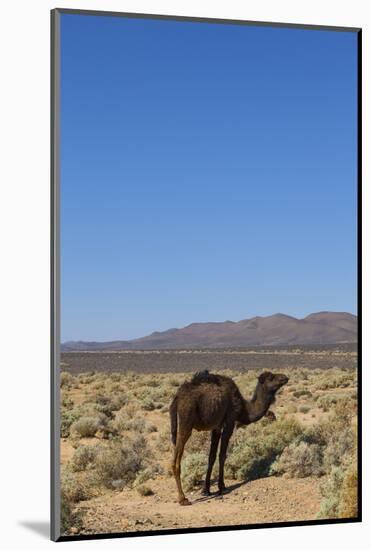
[61,311,357,351]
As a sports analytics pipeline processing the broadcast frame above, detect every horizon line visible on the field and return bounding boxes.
[62,310,357,344]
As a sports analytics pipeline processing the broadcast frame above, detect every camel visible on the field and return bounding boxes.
[169,370,288,505]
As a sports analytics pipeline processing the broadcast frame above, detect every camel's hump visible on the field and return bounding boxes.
[191,370,221,386]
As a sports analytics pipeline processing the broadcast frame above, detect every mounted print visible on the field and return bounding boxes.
[51,8,362,541]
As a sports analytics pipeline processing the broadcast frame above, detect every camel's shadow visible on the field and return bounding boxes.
[192,479,251,504]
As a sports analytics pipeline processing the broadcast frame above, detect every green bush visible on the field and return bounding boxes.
[134,464,163,486]
[61,400,110,438]
[270,441,323,478]
[113,410,147,433]
[71,445,99,472]
[226,417,304,481]
[156,429,171,452]
[61,394,74,410]
[61,467,93,503]
[61,409,81,438]
[316,393,350,412]
[145,421,158,433]
[145,376,161,388]
[293,390,312,399]
[305,403,356,473]
[90,436,149,489]
[141,397,156,411]
[167,376,180,387]
[60,372,74,388]
[61,497,83,535]
[71,416,103,438]
[186,431,210,453]
[322,426,355,472]
[314,372,356,392]
[136,387,168,410]
[339,458,358,518]
[94,392,128,417]
[313,404,358,520]
[181,452,207,491]
[318,466,345,518]
[136,484,154,496]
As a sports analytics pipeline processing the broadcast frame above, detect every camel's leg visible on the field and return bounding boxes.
[172,429,192,505]
[202,429,221,495]
[217,423,234,495]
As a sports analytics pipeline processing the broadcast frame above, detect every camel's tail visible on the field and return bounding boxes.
[169,396,178,446]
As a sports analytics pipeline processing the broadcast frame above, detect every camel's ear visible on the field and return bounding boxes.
[258,371,273,384]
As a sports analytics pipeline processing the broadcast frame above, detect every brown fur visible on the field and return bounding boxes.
[169,370,288,505]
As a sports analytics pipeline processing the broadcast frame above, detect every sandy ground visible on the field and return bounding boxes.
[75,475,321,534]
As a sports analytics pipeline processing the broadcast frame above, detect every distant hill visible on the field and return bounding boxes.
[61,311,357,351]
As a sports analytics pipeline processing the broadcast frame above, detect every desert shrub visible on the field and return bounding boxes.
[61,400,108,438]
[156,429,172,452]
[270,441,323,478]
[339,458,358,518]
[134,464,163,486]
[71,445,99,472]
[77,372,96,385]
[314,402,358,519]
[61,498,73,534]
[181,452,207,491]
[318,466,345,518]
[136,386,168,409]
[285,403,298,413]
[137,484,154,496]
[61,497,83,535]
[113,409,132,433]
[90,436,149,489]
[167,376,180,387]
[140,397,156,411]
[306,402,356,473]
[314,372,356,392]
[61,394,74,410]
[110,373,122,382]
[123,401,139,418]
[94,392,128,417]
[145,376,161,388]
[71,416,103,438]
[61,411,76,438]
[108,382,121,392]
[226,417,304,481]
[60,372,74,388]
[61,467,93,503]
[113,410,146,433]
[186,431,210,453]
[316,393,350,412]
[299,405,311,414]
[92,380,105,391]
[127,417,147,433]
[145,421,158,433]
[293,390,312,399]
[322,425,355,472]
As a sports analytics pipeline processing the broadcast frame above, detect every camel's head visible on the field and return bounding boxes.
[258,371,289,394]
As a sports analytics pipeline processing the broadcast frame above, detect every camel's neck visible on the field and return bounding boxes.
[243,384,275,424]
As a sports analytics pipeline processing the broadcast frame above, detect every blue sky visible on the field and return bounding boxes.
[60,14,358,342]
